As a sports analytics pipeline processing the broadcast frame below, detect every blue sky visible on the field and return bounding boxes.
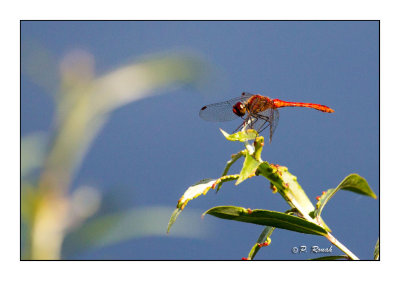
[21,21,379,260]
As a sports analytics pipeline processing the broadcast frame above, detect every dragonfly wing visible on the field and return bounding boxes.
[199,94,251,122]
[252,108,279,143]
[251,116,270,132]
[269,108,279,142]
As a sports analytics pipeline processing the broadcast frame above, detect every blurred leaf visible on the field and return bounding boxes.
[23,50,212,259]
[220,129,258,142]
[40,52,210,191]
[21,183,41,224]
[203,206,328,236]
[92,53,209,113]
[247,226,275,260]
[236,152,260,185]
[63,206,209,258]
[309,255,349,260]
[21,132,48,179]
[21,41,59,94]
[314,174,376,218]
[374,238,379,260]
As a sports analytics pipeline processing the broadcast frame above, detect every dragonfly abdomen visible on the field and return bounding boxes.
[272,99,334,113]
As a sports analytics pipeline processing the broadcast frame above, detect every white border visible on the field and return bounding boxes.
[3,0,399,280]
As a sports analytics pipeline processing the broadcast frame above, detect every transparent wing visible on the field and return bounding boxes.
[269,108,279,142]
[199,93,253,122]
[249,108,279,143]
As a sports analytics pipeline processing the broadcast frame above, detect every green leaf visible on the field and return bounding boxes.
[168,176,239,233]
[247,226,275,260]
[220,129,258,142]
[337,174,377,198]
[309,255,350,260]
[203,206,328,236]
[374,238,379,260]
[253,136,265,162]
[236,152,260,185]
[256,162,331,232]
[168,178,216,234]
[167,208,183,234]
[216,150,246,191]
[314,174,376,218]
[215,174,240,189]
[176,178,217,210]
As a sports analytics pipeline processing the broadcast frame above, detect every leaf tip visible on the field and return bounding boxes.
[220,128,230,138]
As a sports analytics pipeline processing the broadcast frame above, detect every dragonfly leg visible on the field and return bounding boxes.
[234,116,248,132]
[248,115,258,129]
[234,122,244,132]
[257,116,270,133]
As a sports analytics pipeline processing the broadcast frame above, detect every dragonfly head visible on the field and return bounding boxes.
[232,102,246,117]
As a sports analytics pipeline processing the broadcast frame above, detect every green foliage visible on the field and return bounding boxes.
[247,226,275,260]
[203,206,328,236]
[314,174,377,219]
[167,176,239,233]
[216,150,246,191]
[168,129,377,260]
[220,128,258,142]
[336,174,377,198]
[236,151,260,185]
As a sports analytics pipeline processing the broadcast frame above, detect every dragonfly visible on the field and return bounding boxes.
[199,92,334,143]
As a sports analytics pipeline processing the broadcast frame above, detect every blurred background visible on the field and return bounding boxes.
[21,21,378,260]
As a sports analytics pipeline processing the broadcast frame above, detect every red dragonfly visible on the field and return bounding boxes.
[199,92,334,143]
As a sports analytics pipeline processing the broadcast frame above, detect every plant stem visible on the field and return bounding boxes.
[324,232,359,260]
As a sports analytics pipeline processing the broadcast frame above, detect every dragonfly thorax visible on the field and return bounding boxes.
[232,102,246,117]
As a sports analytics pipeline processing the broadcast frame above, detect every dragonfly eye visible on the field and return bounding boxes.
[233,102,246,117]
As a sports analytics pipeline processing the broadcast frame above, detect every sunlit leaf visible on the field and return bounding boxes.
[203,206,328,236]
[177,179,217,210]
[220,129,258,142]
[314,174,377,218]
[236,152,260,185]
[167,208,183,234]
[168,176,239,233]
[166,179,216,233]
[216,150,246,191]
[256,162,330,232]
[253,136,265,162]
[337,174,376,198]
